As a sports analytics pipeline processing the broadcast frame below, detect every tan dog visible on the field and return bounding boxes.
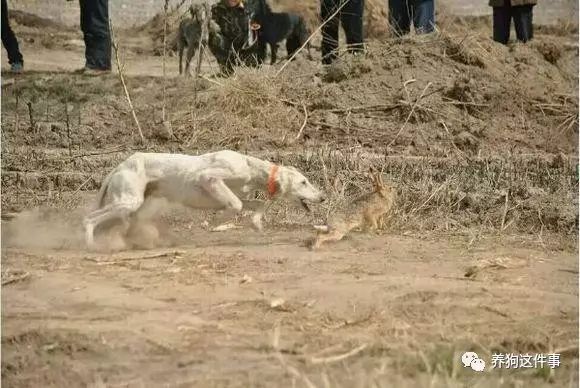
[309,171,396,250]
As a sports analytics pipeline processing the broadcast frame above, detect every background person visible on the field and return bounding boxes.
[388,0,435,37]
[1,0,24,73]
[320,0,365,65]
[489,0,536,44]
[67,0,111,74]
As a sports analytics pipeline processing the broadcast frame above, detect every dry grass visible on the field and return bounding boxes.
[1,7,577,238]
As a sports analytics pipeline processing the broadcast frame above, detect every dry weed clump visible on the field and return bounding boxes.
[258,150,577,235]
[181,67,302,148]
[440,32,487,68]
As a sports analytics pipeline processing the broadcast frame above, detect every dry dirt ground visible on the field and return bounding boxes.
[1,4,579,388]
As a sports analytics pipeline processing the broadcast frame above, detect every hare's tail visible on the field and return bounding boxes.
[313,225,330,233]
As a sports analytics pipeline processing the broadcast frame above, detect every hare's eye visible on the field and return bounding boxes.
[301,180,307,185]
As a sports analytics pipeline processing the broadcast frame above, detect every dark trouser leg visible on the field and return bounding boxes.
[79,0,111,70]
[208,31,235,76]
[492,5,511,44]
[321,0,340,64]
[341,0,365,53]
[512,5,533,43]
[413,0,435,34]
[388,0,411,37]
[1,0,23,65]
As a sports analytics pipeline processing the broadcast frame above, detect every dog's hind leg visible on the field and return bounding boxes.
[83,200,142,250]
[310,226,347,250]
[184,41,197,76]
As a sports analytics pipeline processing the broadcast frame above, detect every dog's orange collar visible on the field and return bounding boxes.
[267,164,279,198]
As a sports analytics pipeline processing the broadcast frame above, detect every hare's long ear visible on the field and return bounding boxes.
[368,166,377,182]
[377,172,385,187]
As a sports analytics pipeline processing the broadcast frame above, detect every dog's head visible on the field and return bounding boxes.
[273,166,326,211]
[227,0,267,49]
[189,4,206,24]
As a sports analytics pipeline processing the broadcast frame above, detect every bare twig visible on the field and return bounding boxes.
[309,344,368,365]
[26,101,35,132]
[295,102,308,140]
[271,325,318,388]
[63,176,93,208]
[439,120,465,158]
[14,89,20,132]
[109,20,145,143]
[65,145,136,161]
[387,82,432,148]
[162,0,170,122]
[84,250,184,265]
[410,174,456,215]
[276,0,351,77]
[500,189,509,231]
[2,271,31,286]
[64,103,73,157]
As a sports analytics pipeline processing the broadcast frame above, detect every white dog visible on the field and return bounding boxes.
[83,150,325,249]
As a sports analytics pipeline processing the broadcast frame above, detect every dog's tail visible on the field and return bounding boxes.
[93,170,115,211]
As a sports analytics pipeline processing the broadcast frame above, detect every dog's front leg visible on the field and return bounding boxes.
[241,199,268,232]
[199,174,243,213]
[270,43,278,65]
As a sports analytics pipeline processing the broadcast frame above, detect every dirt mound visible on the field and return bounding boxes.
[162,29,577,157]
[9,10,74,32]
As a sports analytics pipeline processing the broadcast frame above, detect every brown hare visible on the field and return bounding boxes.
[309,170,396,250]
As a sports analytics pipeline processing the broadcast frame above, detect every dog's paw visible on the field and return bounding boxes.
[251,214,264,232]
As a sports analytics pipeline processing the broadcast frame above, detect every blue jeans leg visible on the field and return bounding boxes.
[413,0,435,34]
[512,5,533,42]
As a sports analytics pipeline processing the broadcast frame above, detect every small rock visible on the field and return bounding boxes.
[240,274,252,284]
[270,298,285,309]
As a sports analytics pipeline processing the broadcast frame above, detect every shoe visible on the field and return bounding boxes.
[10,62,23,73]
[75,66,111,75]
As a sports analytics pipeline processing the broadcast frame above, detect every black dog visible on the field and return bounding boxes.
[250,0,312,65]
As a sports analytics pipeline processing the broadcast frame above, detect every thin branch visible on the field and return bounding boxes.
[387,81,432,148]
[295,102,308,140]
[276,0,351,77]
[109,20,145,143]
[162,0,170,122]
[309,343,368,365]
[2,271,31,286]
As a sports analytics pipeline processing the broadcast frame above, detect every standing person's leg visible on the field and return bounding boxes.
[413,0,435,34]
[79,0,111,71]
[1,0,24,71]
[321,0,340,64]
[512,4,533,42]
[492,4,511,44]
[341,0,365,53]
[388,0,411,37]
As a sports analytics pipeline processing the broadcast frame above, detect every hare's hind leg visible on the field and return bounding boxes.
[310,226,347,250]
[362,211,381,235]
